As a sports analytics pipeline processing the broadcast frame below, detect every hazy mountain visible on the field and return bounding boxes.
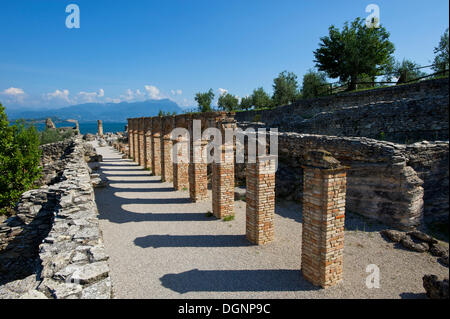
[6,99,184,123]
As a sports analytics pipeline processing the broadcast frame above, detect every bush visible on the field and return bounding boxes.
[39,128,74,145]
[0,104,42,215]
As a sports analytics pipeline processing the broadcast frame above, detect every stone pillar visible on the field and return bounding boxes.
[97,120,104,137]
[301,150,347,289]
[133,119,139,163]
[128,119,133,159]
[74,121,80,135]
[173,115,190,191]
[211,118,236,219]
[151,117,162,176]
[138,118,145,166]
[161,116,175,183]
[188,115,208,202]
[144,118,152,170]
[67,119,80,135]
[246,156,276,245]
[46,118,56,129]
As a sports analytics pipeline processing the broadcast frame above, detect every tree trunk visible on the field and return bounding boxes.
[348,75,358,91]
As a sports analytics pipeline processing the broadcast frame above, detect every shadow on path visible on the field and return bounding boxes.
[160,269,319,293]
[135,234,252,248]
[99,210,215,224]
[95,155,210,225]
[108,186,175,193]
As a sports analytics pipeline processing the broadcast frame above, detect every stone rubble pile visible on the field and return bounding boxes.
[381,229,449,266]
[423,275,449,299]
[0,136,112,299]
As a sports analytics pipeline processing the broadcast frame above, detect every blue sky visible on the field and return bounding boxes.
[0,0,448,110]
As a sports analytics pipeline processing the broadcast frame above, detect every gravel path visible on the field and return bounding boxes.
[93,144,448,299]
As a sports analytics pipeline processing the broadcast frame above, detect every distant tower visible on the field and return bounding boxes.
[97,120,104,137]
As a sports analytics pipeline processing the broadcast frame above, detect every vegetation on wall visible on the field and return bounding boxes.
[39,128,74,145]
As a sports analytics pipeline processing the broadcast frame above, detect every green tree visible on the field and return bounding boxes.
[433,28,449,75]
[314,17,395,91]
[356,73,376,89]
[239,96,253,110]
[218,93,239,111]
[252,87,273,109]
[272,71,299,106]
[195,89,215,112]
[0,104,41,215]
[301,69,329,99]
[388,59,426,84]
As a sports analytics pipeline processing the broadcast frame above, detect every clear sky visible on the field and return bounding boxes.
[0,0,448,110]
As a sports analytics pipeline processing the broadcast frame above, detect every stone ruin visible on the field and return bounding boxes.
[1,78,446,298]
[122,112,349,288]
[0,137,111,298]
[119,78,449,289]
[45,118,56,129]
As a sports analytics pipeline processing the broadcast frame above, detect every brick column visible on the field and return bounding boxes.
[133,119,139,163]
[161,116,174,183]
[301,150,347,288]
[246,156,276,245]
[151,117,162,176]
[128,119,134,159]
[144,118,152,170]
[212,119,236,219]
[138,118,145,166]
[188,116,208,202]
[173,115,189,191]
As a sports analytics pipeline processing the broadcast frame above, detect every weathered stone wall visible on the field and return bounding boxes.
[235,132,449,230]
[405,142,449,224]
[276,96,448,143]
[0,137,111,299]
[235,78,449,143]
[39,139,76,186]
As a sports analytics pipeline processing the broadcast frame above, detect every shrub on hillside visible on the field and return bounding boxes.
[39,128,74,145]
[0,104,42,215]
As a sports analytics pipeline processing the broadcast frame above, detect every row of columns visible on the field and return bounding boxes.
[120,114,347,288]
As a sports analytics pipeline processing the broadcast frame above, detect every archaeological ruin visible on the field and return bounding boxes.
[121,78,448,289]
[0,78,448,298]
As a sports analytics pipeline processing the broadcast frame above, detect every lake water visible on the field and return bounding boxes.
[33,122,127,135]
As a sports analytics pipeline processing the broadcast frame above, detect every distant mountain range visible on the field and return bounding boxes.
[6,99,185,123]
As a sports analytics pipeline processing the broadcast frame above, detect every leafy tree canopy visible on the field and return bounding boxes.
[384,59,426,83]
[239,96,253,110]
[218,93,239,111]
[252,87,273,109]
[195,89,215,112]
[272,71,299,106]
[433,28,449,74]
[314,17,395,90]
[301,69,329,99]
